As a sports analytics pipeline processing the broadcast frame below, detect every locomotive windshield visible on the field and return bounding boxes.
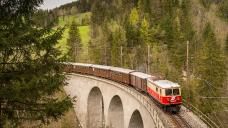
[165,89,172,96]
[173,89,180,95]
[165,88,180,96]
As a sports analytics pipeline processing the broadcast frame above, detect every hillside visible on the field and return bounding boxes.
[189,1,228,126]
[191,0,228,45]
[81,0,227,127]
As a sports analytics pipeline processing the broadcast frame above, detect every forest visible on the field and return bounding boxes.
[0,0,228,127]
[50,0,228,127]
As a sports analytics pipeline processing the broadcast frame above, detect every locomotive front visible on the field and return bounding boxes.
[147,79,182,113]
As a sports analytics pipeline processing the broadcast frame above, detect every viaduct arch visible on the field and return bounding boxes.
[87,87,104,128]
[107,95,124,128]
[128,110,144,128]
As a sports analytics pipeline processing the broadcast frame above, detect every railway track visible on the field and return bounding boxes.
[145,93,193,128]
[169,114,192,128]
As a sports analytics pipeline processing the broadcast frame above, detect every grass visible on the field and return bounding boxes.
[56,13,91,59]
[56,28,70,57]
[79,25,90,44]
[79,25,90,61]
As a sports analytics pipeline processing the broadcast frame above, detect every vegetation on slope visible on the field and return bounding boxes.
[192,0,228,44]
[85,0,228,126]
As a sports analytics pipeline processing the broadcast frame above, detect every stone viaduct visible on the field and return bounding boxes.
[64,73,166,128]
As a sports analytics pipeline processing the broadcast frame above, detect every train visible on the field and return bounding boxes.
[63,62,182,113]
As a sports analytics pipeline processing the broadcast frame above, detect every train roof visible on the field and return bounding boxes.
[148,75,164,81]
[153,80,180,88]
[71,63,93,67]
[92,64,111,70]
[110,67,135,74]
[130,72,151,79]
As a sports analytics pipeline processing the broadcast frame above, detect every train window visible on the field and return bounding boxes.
[165,89,172,96]
[173,89,180,95]
[160,89,162,94]
[156,87,158,92]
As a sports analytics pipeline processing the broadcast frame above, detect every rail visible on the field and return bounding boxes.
[171,114,192,128]
[182,99,219,128]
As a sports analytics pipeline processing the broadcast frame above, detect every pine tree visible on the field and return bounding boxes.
[67,21,82,62]
[0,0,73,126]
[195,23,226,113]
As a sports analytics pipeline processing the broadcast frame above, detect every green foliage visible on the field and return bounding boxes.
[53,1,90,14]
[137,0,151,14]
[33,10,58,27]
[195,23,226,113]
[139,18,150,44]
[225,34,228,54]
[58,12,91,27]
[218,0,228,21]
[81,13,91,25]
[0,0,73,126]
[67,21,82,62]
[109,22,127,66]
[75,0,227,125]
[88,0,195,74]
[200,0,213,9]
[129,8,139,26]
[79,26,91,44]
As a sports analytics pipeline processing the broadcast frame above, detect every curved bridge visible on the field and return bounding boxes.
[64,73,166,128]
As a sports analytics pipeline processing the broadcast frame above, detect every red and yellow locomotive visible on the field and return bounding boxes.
[147,79,182,112]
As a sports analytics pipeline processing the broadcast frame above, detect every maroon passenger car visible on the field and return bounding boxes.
[91,65,111,79]
[130,72,151,92]
[110,67,134,85]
